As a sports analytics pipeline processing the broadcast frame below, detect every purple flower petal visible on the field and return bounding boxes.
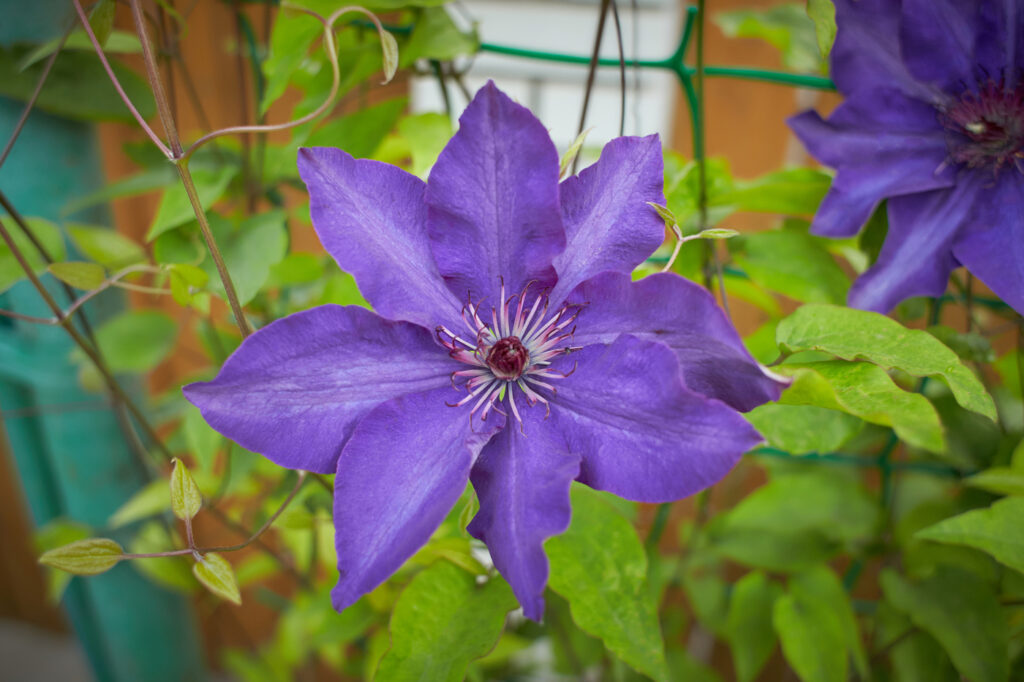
[976,0,1022,81]
[426,81,565,302]
[550,135,665,304]
[831,0,939,101]
[789,90,954,237]
[549,336,762,503]
[332,386,503,612]
[569,272,783,412]
[899,0,976,92]
[467,407,579,621]
[952,173,1024,314]
[183,306,458,474]
[849,177,982,313]
[297,147,463,331]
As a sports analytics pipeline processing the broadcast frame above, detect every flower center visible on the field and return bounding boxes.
[486,336,528,379]
[939,78,1024,175]
[436,281,581,424]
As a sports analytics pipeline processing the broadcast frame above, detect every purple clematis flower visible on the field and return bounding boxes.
[789,0,1023,314]
[185,82,780,620]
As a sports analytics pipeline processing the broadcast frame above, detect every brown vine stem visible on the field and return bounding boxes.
[71,0,173,159]
[129,0,183,158]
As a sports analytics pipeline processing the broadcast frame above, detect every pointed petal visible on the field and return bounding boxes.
[184,306,458,474]
[975,0,1022,82]
[298,147,463,330]
[569,272,783,412]
[550,336,762,503]
[831,0,940,101]
[849,179,980,313]
[789,91,954,238]
[467,407,580,621]
[953,174,1024,315]
[426,81,565,302]
[550,135,665,304]
[332,386,503,612]
[900,0,977,91]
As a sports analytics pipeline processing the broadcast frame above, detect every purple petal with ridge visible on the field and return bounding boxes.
[331,386,503,612]
[426,81,565,303]
[975,0,1022,82]
[550,135,665,304]
[183,305,458,474]
[549,336,762,503]
[830,0,939,101]
[849,178,981,313]
[789,89,954,237]
[953,173,1024,315]
[297,147,463,331]
[569,272,783,412]
[467,406,580,622]
[900,0,976,92]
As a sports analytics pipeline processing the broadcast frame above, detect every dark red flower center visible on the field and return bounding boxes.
[940,79,1024,175]
[486,336,528,379]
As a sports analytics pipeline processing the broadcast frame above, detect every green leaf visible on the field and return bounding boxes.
[307,97,407,159]
[732,229,849,304]
[773,591,846,682]
[203,211,288,306]
[34,519,91,602]
[965,468,1024,496]
[881,568,1008,682]
[193,552,242,605]
[714,469,879,547]
[727,572,782,682]
[400,6,478,66]
[260,10,322,115]
[789,567,867,678]
[147,166,237,241]
[0,47,155,122]
[560,128,592,180]
[715,5,823,73]
[916,497,1024,575]
[109,479,170,528]
[777,304,997,420]
[746,404,862,454]
[722,168,831,215]
[397,113,453,178]
[39,538,123,575]
[89,0,116,46]
[0,216,66,293]
[48,261,106,290]
[62,167,177,215]
[379,30,399,82]
[170,458,202,521]
[806,0,837,58]
[182,406,222,472]
[80,309,177,373]
[547,486,668,681]
[375,562,515,681]
[778,362,946,453]
[67,224,145,269]
[18,29,142,71]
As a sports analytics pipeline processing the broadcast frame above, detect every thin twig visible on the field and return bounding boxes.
[0,23,75,170]
[573,0,611,175]
[609,0,626,137]
[130,0,183,157]
[71,0,173,159]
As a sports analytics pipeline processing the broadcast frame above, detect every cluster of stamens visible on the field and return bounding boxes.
[436,281,581,425]
[938,76,1024,176]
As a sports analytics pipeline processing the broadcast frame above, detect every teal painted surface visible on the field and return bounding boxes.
[0,10,207,681]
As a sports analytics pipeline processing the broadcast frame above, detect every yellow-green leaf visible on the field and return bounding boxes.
[48,261,106,290]
[170,458,202,521]
[193,552,241,605]
[39,538,123,575]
